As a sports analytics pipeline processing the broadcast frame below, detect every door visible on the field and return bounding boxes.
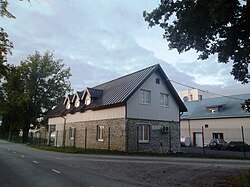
[194,132,203,147]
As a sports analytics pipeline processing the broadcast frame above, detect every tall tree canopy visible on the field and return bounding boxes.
[0,51,71,141]
[0,0,15,78]
[0,0,29,78]
[143,0,250,83]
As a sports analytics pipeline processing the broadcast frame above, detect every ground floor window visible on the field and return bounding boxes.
[212,133,224,139]
[97,125,104,141]
[69,127,76,139]
[138,125,150,143]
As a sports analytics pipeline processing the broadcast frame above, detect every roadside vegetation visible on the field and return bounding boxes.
[225,170,250,187]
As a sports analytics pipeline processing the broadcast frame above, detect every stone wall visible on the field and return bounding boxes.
[64,118,126,151]
[126,119,180,153]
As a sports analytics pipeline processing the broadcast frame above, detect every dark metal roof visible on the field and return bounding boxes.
[86,64,186,111]
[181,93,250,120]
[86,88,103,98]
[47,64,187,117]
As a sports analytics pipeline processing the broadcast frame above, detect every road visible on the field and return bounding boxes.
[1,140,250,187]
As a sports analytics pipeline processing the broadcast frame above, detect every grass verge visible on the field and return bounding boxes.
[227,170,250,187]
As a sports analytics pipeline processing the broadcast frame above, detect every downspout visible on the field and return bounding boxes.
[125,102,129,152]
[179,112,183,146]
[60,116,66,148]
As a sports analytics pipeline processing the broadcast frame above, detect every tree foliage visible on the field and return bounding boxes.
[0,51,71,141]
[242,99,250,112]
[143,0,250,84]
[0,0,15,78]
[0,0,29,78]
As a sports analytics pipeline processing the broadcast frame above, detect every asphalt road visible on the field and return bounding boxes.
[1,140,250,187]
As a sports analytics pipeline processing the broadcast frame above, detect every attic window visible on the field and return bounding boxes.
[86,98,91,105]
[207,107,219,113]
[156,78,160,84]
[66,102,70,109]
[75,100,80,107]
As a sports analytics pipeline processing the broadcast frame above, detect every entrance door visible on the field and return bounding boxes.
[194,132,203,147]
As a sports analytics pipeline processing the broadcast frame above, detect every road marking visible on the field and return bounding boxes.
[33,160,38,164]
[52,169,61,174]
[13,151,16,154]
[21,155,25,158]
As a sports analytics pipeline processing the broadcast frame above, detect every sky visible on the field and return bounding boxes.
[2,0,249,96]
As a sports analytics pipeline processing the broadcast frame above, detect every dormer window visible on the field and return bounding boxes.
[66,102,70,109]
[86,98,91,105]
[206,105,224,114]
[75,100,80,107]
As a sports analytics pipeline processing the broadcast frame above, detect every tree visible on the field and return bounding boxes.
[143,0,250,84]
[0,0,29,79]
[0,51,71,141]
[0,0,15,78]
[242,99,250,112]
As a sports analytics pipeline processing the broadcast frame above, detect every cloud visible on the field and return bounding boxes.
[3,0,250,96]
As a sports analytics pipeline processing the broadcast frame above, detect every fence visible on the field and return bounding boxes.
[47,127,113,151]
[0,128,48,146]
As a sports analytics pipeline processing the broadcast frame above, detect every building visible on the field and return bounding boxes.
[47,64,187,153]
[178,89,215,102]
[180,93,250,147]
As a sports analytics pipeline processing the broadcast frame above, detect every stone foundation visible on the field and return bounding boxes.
[64,118,126,151]
[126,119,180,153]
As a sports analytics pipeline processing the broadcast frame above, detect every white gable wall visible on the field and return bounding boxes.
[127,72,179,121]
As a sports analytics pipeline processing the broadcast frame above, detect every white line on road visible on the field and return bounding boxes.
[21,155,25,158]
[52,169,61,174]
[32,160,38,164]
[13,151,16,154]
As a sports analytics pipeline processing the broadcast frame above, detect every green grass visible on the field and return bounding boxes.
[227,170,250,187]
[28,145,250,160]
[30,145,127,155]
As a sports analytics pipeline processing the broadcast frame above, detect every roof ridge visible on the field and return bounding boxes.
[93,64,159,89]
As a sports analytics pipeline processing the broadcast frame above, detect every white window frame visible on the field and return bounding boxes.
[66,102,70,109]
[140,89,151,105]
[97,125,104,142]
[86,98,91,105]
[138,125,150,143]
[75,100,80,107]
[160,93,169,107]
[69,127,76,139]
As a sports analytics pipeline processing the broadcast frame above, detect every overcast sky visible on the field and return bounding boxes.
[3,0,249,96]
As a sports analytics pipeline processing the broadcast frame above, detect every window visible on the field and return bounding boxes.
[75,100,80,107]
[69,127,76,139]
[66,102,70,109]
[205,124,209,128]
[213,133,224,139]
[156,78,160,84]
[138,125,150,143]
[160,93,169,107]
[86,98,91,105]
[140,90,151,105]
[207,107,219,113]
[97,126,104,141]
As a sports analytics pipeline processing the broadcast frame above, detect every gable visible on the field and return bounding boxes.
[126,72,180,121]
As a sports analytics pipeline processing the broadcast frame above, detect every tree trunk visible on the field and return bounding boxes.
[22,125,29,143]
